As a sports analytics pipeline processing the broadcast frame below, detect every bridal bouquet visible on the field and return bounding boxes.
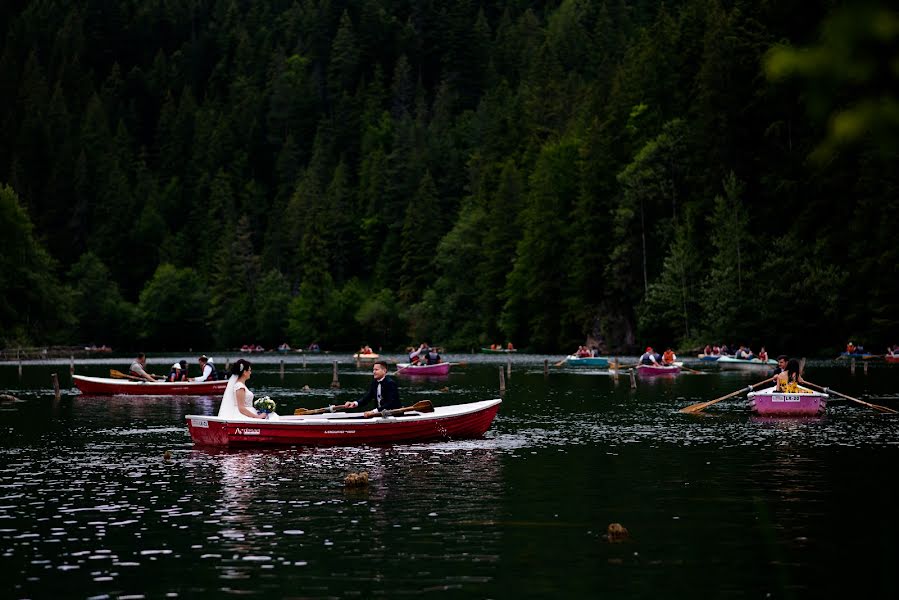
[253,396,276,414]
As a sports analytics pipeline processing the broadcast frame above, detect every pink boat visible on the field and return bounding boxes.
[395,362,452,376]
[747,386,828,416]
[73,375,228,396]
[636,363,680,376]
[185,399,501,447]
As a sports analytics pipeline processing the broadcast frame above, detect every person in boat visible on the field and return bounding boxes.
[426,346,441,365]
[735,345,753,360]
[506,342,515,351]
[757,347,769,362]
[218,359,273,420]
[192,355,218,382]
[846,341,856,354]
[775,358,808,393]
[889,344,899,357]
[168,360,188,382]
[703,344,712,356]
[358,344,374,355]
[129,353,157,382]
[278,342,291,351]
[712,345,721,356]
[639,347,659,365]
[661,348,677,365]
[341,361,400,418]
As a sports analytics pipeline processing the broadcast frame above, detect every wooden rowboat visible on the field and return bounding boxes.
[886,355,899,364]
[716,356,777,370]
[395,362,452,376]
[636,363,680,376]
[353,353,380,360]
[185,399,502,447]
[563,355,610,367]
[73,375,228,396]
[480,347,517,354]
[747,386,827,416]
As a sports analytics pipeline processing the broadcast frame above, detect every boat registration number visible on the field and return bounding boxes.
[192,419,209,428]
[773,395,802,403]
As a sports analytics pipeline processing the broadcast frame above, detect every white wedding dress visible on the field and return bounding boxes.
[217,375,278,420]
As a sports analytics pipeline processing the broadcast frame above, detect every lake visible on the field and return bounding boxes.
[1,354,898,598]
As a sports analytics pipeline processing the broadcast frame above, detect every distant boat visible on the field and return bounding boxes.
[748,386,827,416]
[480,347,517,354]
[716,356,777,371]
[353,353,380,360]
[564,355,610,367]
[74,375,228,396]
[636,363,680,376]
[697,354,721,362]
[886,355,899,364]
[185,399,502,447]
[838,352,875,359]
[395,362,452,376]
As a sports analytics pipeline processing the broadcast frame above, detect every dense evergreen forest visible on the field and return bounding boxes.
[1,0,897,354]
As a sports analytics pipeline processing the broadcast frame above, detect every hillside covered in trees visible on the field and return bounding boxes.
[1,0,897,353]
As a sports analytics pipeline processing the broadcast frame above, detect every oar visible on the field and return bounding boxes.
[110,369,162,381]
[676,362,705,375]
[680,375,776,414]
[294,405,349,416]
[371,400,435,418]
[554,356,570,367]
[802,380,898,414]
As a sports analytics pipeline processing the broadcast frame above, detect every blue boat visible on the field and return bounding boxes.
[563,355,610,367]
[839,352,875,359]
[697,354,721,362]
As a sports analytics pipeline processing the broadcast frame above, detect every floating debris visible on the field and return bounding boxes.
[605,522,630,543]
[344,472,369,488]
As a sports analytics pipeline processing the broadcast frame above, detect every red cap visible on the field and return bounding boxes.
[646,347,652,352]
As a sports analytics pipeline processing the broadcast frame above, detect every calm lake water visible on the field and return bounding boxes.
[2,354,899,599]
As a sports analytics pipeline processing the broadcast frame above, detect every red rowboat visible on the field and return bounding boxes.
[185,399,502,447]
[747,386,827,416]
[395,362,452,376]
[73,375,228,396]
[886,355,899,364]
[636,363,680,376]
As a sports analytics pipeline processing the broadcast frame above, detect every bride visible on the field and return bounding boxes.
[217,359,277,419]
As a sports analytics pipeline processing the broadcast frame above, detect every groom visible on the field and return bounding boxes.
[342,361,400,417]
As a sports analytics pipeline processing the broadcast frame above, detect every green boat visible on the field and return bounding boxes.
[480,347,518,354]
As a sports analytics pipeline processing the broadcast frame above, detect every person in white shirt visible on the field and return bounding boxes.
[192,355,218,381]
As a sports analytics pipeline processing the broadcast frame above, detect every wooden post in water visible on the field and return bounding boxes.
[499,367,506,394]
[629,369,637,389]
[331,361,340,388]
[224,359,230,373]
[612,358,619,382]
[303,355,307,368]
[51,373,60,401]
[850,358,856,375]
[864,361,868,375]
[506,359,512,379]
[280,359,285,379]
[544,359,549,376]
[17,350,22,379]
[70,355,75,375]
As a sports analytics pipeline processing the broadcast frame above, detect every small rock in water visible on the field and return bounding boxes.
[344,471,369,488]
[163,450,172,461]
[604,522,630,543]
[0,394,21,402]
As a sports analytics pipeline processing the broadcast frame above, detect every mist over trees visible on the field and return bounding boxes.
[1,1,897,354]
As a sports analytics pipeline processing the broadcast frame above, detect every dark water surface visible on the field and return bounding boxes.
[2,355,899,599]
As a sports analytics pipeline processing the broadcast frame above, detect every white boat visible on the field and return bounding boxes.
[716,356,777,371]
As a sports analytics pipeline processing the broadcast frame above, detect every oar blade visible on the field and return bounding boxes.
[413,400,435,413]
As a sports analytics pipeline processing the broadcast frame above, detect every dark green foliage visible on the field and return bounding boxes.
[1,1,897,354]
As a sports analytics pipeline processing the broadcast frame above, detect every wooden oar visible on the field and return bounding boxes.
[801,380,898,414]
[554,356,570,367]
[680,375,776,414]
[675,362,705,375]
[294,405,349,416]
[372,400,435,418]
[110,369,161,381]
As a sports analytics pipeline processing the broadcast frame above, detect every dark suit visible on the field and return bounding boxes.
[356,376,400,411]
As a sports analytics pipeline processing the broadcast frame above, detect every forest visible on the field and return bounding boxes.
[1,0,897,354]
